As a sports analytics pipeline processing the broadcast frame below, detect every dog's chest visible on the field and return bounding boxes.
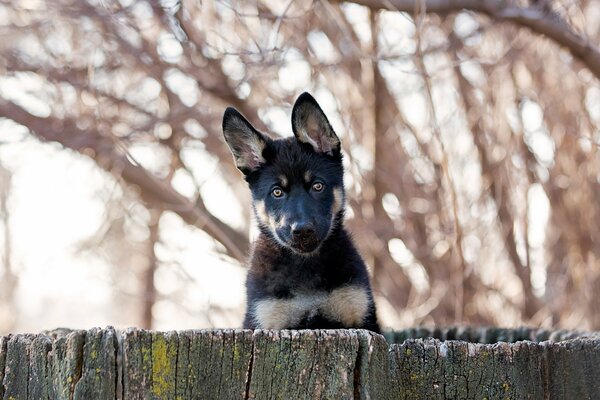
[252,285,369,329]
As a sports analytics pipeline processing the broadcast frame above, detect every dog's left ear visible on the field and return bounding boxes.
[291,92,341,155]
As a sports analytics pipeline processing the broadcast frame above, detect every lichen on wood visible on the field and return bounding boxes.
[1,326,599,399]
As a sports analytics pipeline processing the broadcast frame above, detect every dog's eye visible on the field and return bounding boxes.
[272,187,284,198]
[312,182,324,192]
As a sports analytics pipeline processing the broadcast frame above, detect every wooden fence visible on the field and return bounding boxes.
[1,327,599,399]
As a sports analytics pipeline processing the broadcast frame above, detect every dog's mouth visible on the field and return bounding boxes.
[289,235,320,254]
[272,223,327,255]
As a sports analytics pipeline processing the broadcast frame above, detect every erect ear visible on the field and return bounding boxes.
[222,107,268,174]
[291,92,341,155]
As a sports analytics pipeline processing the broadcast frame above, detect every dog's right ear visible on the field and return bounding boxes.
[222,107,268,175]
[291,92,340,156]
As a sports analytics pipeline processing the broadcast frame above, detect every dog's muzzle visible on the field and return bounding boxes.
[290,223,319,253]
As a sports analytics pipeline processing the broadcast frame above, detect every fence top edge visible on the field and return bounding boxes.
[2,326,599,350]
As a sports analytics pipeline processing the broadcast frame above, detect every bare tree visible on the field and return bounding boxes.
[0,161,17,331]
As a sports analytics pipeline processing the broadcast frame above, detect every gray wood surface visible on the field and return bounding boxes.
[1,326,599,399]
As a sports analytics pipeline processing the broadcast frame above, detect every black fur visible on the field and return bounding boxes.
[222,92,380,333]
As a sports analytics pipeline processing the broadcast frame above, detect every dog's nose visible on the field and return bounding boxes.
[291,222,315,239]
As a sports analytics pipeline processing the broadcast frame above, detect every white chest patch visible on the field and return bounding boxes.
[252,285,370,329]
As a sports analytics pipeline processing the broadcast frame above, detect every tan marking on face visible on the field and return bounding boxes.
[304,170,312,183]
[253,294,326,329]
[279,175,288,188]
[267,212,279,231]
[332,187,344,215]
[321,286,369,327]
[273,214,287,230]
[254,200,268,224]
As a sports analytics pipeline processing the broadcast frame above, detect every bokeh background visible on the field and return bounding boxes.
[1,0,599,334]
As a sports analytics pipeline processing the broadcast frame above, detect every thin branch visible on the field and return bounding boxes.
[413,11,467,323]
[0,98,249,262]
[342,0,600,80]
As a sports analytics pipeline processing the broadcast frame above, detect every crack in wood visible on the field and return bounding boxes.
[115,329,124,400]
[243,336,255,400]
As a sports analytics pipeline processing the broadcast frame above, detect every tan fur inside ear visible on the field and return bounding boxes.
[223,113,266,171]
[321,286,369,326]
[295,126,320,152]
[293,103,340,154]
[233,134,266,170]
[306,118,330,151]
[297,118,338,154]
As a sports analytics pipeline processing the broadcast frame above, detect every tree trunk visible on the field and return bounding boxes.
[1,327,599,399]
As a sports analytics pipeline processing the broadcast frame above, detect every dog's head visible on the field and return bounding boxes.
[222,92,345,254]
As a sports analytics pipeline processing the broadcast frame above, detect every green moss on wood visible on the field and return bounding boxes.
[150,331,177,398]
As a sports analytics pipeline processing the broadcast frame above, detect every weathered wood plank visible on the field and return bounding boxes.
[148,330,177,399]
[48,330,85,400]
[185,329,253,399]
[546,337,600,399]
[0,335,7,399]
[72,327,117,400]
[3,334,32,400]
[247,329,359,399]
[2,327,600,399]
[122,328,152,398]
[216,329,253,399]
[28,335,52,400]
[354,329,398,399]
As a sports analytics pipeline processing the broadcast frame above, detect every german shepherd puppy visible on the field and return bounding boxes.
[222,92,380,332]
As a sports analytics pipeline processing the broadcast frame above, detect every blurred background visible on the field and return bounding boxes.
[0,0,599,334]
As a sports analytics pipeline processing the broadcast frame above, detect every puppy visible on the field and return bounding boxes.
[222,92,380,332]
